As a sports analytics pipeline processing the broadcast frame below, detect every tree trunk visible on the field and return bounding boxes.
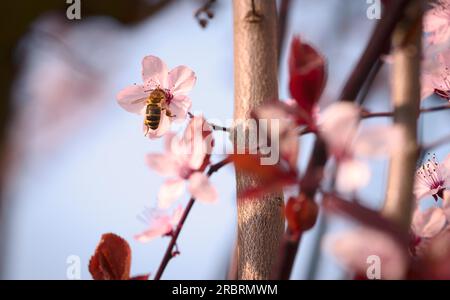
[383,0,422,231]
[232,0,284,279]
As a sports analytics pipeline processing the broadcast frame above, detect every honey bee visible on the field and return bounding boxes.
[133,88,175,135]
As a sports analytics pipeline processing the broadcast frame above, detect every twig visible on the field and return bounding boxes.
[361,103,450,118]
[356,58,383,105]
[153,157,231,280]
[272,0,412,280]
[194,0,216,28]
[187,112,230,132]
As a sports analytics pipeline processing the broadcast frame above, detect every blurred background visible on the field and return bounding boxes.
[0,0,448,279]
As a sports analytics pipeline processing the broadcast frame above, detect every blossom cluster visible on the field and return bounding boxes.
[117,56,217,242]
[102,1,450,280]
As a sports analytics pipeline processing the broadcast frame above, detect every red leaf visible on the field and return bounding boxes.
[285,195,319,233]
[288,36,326,121]
[230,153,298,199]
[89,233,131,280]
[230,153,286,181]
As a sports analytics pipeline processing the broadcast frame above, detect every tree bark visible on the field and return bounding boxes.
[383,0,422,231]
[232,0,284,280]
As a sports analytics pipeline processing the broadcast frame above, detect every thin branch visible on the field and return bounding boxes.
[361,103,450,119]
[194,0,217,28]
[272,0,412,280]
[153,157,231,280]
[356,58,383,105]
[296,104,450,137]
[188,112,230,132]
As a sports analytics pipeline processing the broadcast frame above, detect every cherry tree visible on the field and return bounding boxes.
[88,0,450,280]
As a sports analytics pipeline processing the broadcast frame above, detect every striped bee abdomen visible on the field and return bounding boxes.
[145,103,161,130]
[144,88,167,132]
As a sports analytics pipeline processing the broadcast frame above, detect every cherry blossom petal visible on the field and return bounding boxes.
[187,135,208,171]
[318,102,360,153]
[425,13,449,33]
[254,101,299,132]
[254,101,301,168]
[164,132,179,152]
[188,172,217,203]
[421,72,437,100]
[353,125,402,158]
[134,216,172,243]
[423,1,450,45]
[184,117,211,170]
[142,55,169,88]
[414,183,435,201]
[145,153,180,177]
[443,190,450,220]
[145,113,171,139]
[116,84,148,114]
[444,154,450,172]
[169,95,192,123]
[336,159,370,192]
[414,154,450,201]
[412,206,447,238]
[158,178,185,209]
[168,66,196,96]
[324,227,408,280]
[281,129,300,169]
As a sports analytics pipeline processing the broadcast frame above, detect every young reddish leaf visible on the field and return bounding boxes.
[89,233,131,280]
[285,194,319,233]
[230,153,286,181]
[288,36,326,121]
[230,153,298,199]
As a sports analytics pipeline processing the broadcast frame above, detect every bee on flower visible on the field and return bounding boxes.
[116,55,196,138]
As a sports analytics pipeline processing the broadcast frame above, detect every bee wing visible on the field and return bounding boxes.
[131,97,148,105]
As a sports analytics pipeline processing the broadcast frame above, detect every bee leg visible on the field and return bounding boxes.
[144,124,150,136]
[166,109,176,118]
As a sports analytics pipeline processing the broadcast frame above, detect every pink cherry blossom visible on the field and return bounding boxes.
[414,153,450,201]
[424,0,450,46]
[116,55,196,139]
[134,205,183,243]
[318,102,402,193]
[146,116,217,208]
[421,50,450,101]
[412,201,450,239]
[252,100,301,169]
[324,227,408,279]
[422,0,450,100]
